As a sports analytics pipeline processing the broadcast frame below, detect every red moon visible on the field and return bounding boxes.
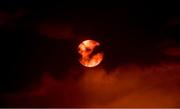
[78,40,104,67]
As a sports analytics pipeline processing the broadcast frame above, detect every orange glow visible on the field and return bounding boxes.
[78,40,104,67]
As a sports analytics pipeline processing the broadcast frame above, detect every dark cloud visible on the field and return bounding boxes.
[37,20,74,39]
[0,11,12,26]
[1,1,180,108]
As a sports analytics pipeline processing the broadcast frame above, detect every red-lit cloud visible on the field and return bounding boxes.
[3,62,180,107]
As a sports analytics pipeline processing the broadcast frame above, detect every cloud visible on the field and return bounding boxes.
[37,20,74,40]
[3,62,180,107]
[163,47,180,56]
[0,9,28,28]
[0,11,12,26]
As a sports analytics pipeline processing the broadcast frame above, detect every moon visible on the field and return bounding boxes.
[78,40,104,67]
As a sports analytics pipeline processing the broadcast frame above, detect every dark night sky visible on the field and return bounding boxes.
[1,0,180,107]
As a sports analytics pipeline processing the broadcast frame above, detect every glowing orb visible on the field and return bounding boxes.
[78,40,104,67]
